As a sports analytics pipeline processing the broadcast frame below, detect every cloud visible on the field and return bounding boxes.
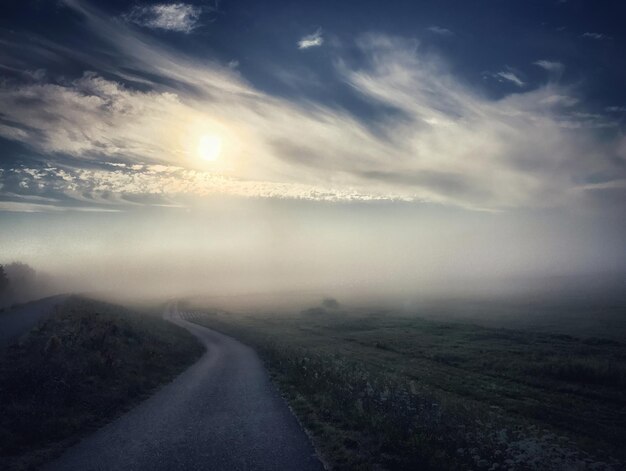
[494,71,525,87]
[540,94,578,107]
[580,179,626,191]
[0,2,623,212]
[534,60,564,73]
[0,165,400,210]
[0,72,189,158]
[124,3,202,33]
[427,26,453,36]
[24,68,47,81]
[582,32,608,40]
[298,28,323,49]
[0,200,122,212]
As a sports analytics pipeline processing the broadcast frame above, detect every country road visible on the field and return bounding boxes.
[45,303,324,471]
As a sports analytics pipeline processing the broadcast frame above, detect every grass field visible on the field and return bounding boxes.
[0,296,204,471]
[182,301,626,470]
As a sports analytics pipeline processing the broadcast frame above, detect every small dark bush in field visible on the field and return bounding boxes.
[44,334,61,353]
[0,297,203,470]
[322,298,340,309]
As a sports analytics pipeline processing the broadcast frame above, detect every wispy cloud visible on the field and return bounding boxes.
[297,28,323,49]
[534,60,564,74]
[0,200,122,213]
[0,1,622,212]
[540,94,579,107]
[582,32,608,40]
[495,70,525,87]
[124,3,202,33]
[427,26,453,36]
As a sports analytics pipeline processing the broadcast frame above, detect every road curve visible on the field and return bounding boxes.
[45,303,324,471]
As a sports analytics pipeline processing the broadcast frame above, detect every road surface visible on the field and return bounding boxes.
[0,295,66,348]
[45,303,324,471]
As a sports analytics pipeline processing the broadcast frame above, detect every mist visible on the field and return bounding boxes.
[2,196,624,307]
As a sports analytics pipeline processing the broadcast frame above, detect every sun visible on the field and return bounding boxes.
[197,134,222,162]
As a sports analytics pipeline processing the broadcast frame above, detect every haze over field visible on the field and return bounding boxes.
[2,199,626,303]
[1,0,625,303]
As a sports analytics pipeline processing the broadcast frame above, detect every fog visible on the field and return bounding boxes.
[2,196,625,308]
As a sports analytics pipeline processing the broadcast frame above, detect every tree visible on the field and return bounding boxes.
[5,262,36,292]
[0,265,8,293]
[5,262,38,303]
[0,265,9,305]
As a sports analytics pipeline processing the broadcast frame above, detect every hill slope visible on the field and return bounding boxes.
[0,296,204,470]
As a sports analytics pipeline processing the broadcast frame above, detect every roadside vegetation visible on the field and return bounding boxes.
[183,302,626,470]
[0,296,203,470]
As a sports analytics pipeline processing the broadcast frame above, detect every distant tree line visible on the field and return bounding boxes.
[0,262,52,308]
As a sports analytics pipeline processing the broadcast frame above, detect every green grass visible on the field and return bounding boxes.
[0,296,204,470]
[182,305,626,470]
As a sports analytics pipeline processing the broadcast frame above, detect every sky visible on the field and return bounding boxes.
[0,0,625,299]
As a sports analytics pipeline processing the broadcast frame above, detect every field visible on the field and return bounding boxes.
[0,296,204,470]
[182,300,626,470]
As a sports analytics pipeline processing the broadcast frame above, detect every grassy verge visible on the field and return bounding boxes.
[182,305,625,470]
[0,296,204,470]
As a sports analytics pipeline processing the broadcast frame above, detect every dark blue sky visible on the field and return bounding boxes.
[2,0,626,107]
[0,0,625,212]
